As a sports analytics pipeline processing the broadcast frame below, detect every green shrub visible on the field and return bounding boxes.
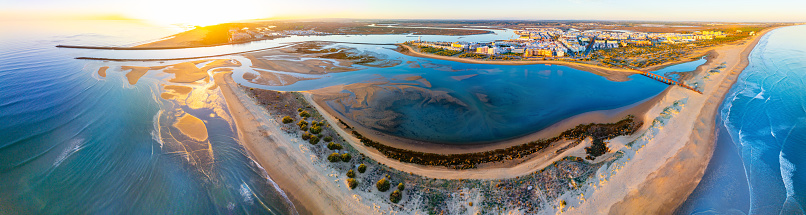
[309,136,320,145]
[341,153,351,162]
[347,178,357,189]
[301,132,311,140]
[327,142,342,150]
[376,178,390,192]
[296,120,308,129]
[282,116,294,124]
[299,111,310,118]
[389,190,401,203]
[357,164,367,173]
[323,136,333,142]
[397,183,405,191]
[297,108,303,112]
[310,125,322,134]
[346,169,355,178]
[327,153,340,162]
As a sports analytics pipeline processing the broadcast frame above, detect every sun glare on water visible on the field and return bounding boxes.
[129,0,270,26]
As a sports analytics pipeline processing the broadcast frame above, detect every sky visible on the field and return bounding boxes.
[1,0,805,25]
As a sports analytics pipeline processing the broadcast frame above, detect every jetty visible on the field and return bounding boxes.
[639,71,702,94]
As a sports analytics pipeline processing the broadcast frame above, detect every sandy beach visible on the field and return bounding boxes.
[572,26,780,214]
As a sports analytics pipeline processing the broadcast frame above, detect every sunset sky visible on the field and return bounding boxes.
[2,0,805,25]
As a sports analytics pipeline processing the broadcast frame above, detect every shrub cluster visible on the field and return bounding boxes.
[346,116,642,169]
[341,153,351,162]
[327,153,341,162]
[346,178,357,189]
[282,116,294,124]
[308,135,320,145]
[327,142,343,150]
[389,190,402,203]
[299,110,310,118]
[376,177,390,192]
[357,164,367,173]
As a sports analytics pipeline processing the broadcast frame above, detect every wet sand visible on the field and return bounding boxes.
[217,72,407,215]
[173,114,208,141]
[97,66,108,77]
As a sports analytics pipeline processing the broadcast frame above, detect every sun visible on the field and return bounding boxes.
[126,0,271,26]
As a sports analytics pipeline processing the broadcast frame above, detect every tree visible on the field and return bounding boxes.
[327,152,340,162]
[389,190,402,203]
[346,169,355,178]
[309,135,320,145]
[341,153,352,162]
[357,164,367,173]
[346,178,358,189]
[397,183,405,191]
[282,116,294,124]
[376,178,390,192]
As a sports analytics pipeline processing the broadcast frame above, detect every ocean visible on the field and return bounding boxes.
[678,25,806,214]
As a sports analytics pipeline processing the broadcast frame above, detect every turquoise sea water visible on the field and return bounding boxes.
[678,25,806,214]
[0,21,296,214]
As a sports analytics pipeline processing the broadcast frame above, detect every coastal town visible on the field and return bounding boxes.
[409,27,744,59]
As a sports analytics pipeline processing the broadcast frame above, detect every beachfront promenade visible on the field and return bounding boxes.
[639,71,703,94]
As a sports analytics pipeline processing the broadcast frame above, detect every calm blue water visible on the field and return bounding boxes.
[678,25,806,214]
[233,43,697,144]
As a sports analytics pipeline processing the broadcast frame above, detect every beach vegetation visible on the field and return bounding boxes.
[310,124,322,134]
[299,110,311,118]
[357,164,367,173]
[297,120,308,129]
[346,178,358,189]
[376,178,391,192]
[341,153,352,162]
[282,116,294,124]
[328,152,341,162]
[348,115,641,169]
[457,52,487,59]
[390,190,402,203]
[418,46,461,56]
[327,142,343,150]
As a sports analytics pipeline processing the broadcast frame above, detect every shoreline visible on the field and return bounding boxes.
[308,89,665,155]
[216,26,781,213]
[578,26,781,214]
